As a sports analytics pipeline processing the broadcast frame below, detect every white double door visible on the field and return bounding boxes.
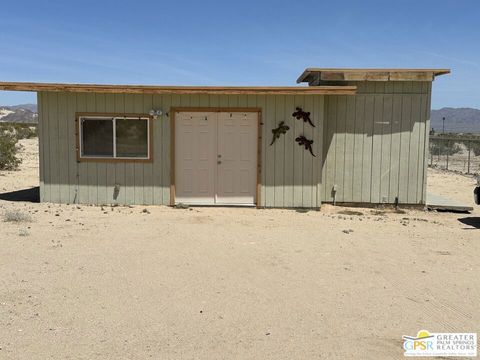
[175,111,258,206]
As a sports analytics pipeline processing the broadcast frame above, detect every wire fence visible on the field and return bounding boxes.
[429,135,480,174]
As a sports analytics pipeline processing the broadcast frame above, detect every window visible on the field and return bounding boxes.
[81,118,114,157]
[78,115,151,161]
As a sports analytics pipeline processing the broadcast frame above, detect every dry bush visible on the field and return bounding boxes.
[3,209,32,223]
[470,142,480,156]
[429,141,462,156]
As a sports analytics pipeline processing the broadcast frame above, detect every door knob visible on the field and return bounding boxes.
[218,154,222,158]
[217,160,222,164]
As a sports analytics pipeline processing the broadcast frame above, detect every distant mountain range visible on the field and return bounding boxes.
[431,107,480,134]
[1,103,479,133]
[0,104,38,123]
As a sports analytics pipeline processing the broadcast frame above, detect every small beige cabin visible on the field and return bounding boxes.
[0,68,449,208]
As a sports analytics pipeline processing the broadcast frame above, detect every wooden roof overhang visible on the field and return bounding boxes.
[297,68,451,84]
[0,82,357,95]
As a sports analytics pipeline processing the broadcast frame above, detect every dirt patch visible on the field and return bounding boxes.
[337,210,364,216]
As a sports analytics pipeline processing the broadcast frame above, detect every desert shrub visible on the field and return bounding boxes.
[464,141,480,156]
[429,140,462,156]
[3,209,32,222]
[473,144,480,156]
[14,125,37,139]
[0,122,34,170]
[0,131,22,170]
[0,123,37,139]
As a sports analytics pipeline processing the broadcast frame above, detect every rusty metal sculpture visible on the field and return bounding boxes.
[295,135,316,157]
[270,121,290,145]
[292,107,315,127]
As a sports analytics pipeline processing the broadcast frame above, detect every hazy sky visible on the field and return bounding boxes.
[0,0,478,109]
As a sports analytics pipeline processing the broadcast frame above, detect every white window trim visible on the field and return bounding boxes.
[79,116,151,160]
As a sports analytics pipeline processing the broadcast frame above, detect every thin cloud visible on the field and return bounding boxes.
[416,50,479,68]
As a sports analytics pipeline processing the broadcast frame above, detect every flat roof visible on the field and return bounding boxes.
[0,82,356,95]
[297,68,451,83]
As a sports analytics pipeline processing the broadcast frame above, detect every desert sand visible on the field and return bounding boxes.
[0,138,479,359]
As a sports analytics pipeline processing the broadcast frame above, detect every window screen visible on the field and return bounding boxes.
[79,116,150,160]
[81,118,114,157]
[115,118,149,158]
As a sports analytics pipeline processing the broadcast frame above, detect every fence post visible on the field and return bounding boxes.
[467,140,471,174]
[438,138,441,163]
[445,140,449,170]
[430,143,433,166]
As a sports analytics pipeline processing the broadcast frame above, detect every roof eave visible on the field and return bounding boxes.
[297,68,451,83]
[0,82,357,95]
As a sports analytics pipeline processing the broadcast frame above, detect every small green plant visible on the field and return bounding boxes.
[18,228,29,236]
[3,209,32,222]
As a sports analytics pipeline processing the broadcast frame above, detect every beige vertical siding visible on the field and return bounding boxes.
[37,93,44,201]
[322,81,432,205]
[39,83,431,207]
[38,92,324,207]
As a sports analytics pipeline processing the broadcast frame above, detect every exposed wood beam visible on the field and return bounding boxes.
[0,82,357,95]
[297,68,450,83]
[389,72,434,81]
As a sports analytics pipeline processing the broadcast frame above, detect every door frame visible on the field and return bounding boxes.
[170,107,263,208]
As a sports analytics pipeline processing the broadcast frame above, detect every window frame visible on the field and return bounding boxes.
[76,112,153,163]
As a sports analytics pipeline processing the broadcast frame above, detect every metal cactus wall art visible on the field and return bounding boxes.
[295,135,316,157]
[270,121,290,145]
[292,107,315,127]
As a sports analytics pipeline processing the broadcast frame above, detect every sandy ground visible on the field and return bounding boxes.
[0,138,479,359]
[0,138,39,193]
[428,166,479,211]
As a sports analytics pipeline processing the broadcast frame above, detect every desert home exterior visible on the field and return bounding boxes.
[0,68,449,208]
